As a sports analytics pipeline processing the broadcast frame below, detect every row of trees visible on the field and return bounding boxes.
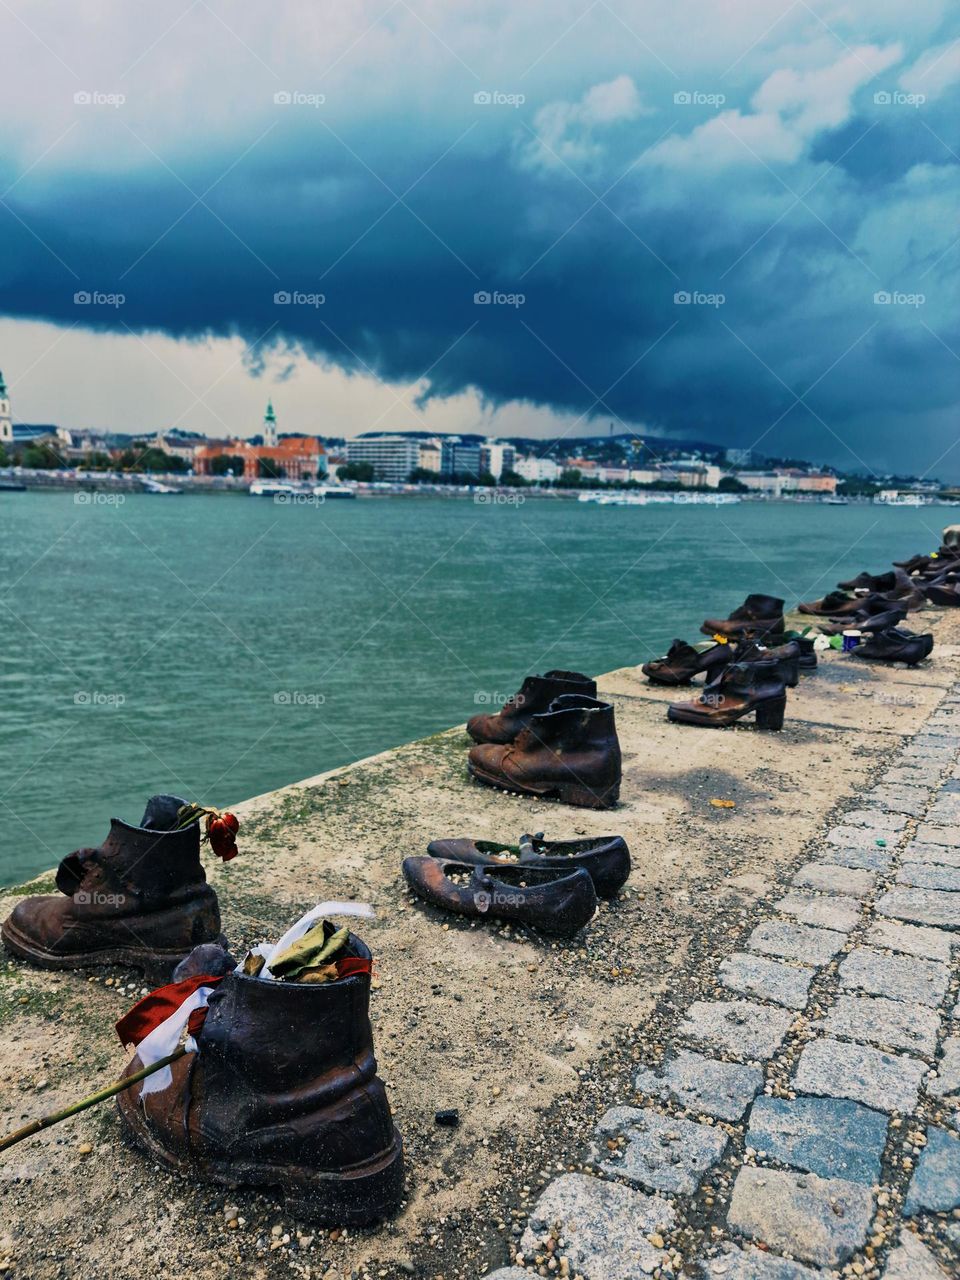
[0,444,300,480]
[349,465,753,492]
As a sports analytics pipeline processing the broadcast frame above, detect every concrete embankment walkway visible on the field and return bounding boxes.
[1,613,959,1280]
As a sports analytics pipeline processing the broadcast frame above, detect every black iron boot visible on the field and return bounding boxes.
[2,795,223,979]
[668,661,787,729]
[468,693,621,808]
[117,933,403,1225]
[700,594,785,638]
[642,639,734,685]
[467,670,597,744]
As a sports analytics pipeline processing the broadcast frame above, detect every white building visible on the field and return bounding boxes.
[417,439,442,473]
[0,371,11,445]
[514,455,560,483]
[345,435,421,482]
[736,472,786,496]
[479,441,516,480]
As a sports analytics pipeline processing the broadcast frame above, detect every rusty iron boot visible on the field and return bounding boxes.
[426,832,630,898]
[852,628,933,665]
[467,670,597,744]
[1,795,222,979]
[837,570,897,592]
[642,639,733,686]
[733,638,801,688]
[700,594,785,638]
[117,932,403,1225]
[668,661,786,730]
[402,856,597,934]
[468,694,621,809]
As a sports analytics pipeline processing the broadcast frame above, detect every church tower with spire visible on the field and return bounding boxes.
[263,399,277,448]
[0,372,11,445]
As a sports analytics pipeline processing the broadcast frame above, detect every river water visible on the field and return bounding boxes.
[0,490,950,883]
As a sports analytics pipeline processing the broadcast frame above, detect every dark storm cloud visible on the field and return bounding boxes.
[0,4,958,474]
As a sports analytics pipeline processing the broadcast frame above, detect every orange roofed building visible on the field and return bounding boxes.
[194,402,326,481]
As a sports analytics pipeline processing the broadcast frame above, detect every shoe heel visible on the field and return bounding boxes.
[556,781,620,809]
[754,697,786,730]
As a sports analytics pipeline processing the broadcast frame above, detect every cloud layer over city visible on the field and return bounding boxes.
[0,1,957,473]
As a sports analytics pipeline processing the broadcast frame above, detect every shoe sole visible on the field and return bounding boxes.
[466,762,620,809]
[0,918,227,983]
[117,1082,404,1226]
[667,696,786,730]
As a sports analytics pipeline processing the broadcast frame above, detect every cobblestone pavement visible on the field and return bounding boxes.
[490,689,960,1280]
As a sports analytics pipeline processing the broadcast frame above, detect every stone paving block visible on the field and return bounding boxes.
[912,732,960,749]
[882,1230,951,1280]
[868,786,929,817]
[904,1126,960,1215]
[775,891,861,932]
[826,846,893,872]
[906,843,960,867]
[877,887,960,930]
[839,947,950,1007]
[883,766,943,786]
[827,825,897,851]
[719,952,814,1010]
[794,1037,925,1113]
[899,862,960,892]
[634,1049,762,1121]
[520,1173,675,1280]
[913,824,960,848]
[927,799,960,825]
[679,1000,793,1061]
[822,993,940,1056]
[747,1094,886,1184]
[793,863,875,896]
[867,919,955,962]
[842,808,909,831]
[727,1166,873,1267]
[905,732,957,748]
[596,1105,728,1194]
[699,1243,821,1280]
[928,1038,960,1098]
[749,920,846,965]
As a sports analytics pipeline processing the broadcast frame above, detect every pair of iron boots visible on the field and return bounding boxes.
[466,670,622,809]
[0,795,402,1226]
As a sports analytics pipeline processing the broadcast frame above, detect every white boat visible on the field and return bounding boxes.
[823,495,849,505]
[312,484,356,500]
[141,478,182,494]
[873,492,930,507]
[249,481,297,497]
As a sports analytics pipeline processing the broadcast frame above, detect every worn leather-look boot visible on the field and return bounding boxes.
[467,670,597,744]
[733,638,801,688]
[852,629,933,665]
[837,570,896,592]
[642,639,733,686]
[117,932,403,1225]
[668,661,786,729]
[468,694,621,809]
[402,856,597,934]
[1,795,222,979]
[700,594,785,638]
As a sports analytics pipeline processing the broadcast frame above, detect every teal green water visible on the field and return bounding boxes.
[0,491,950,884]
